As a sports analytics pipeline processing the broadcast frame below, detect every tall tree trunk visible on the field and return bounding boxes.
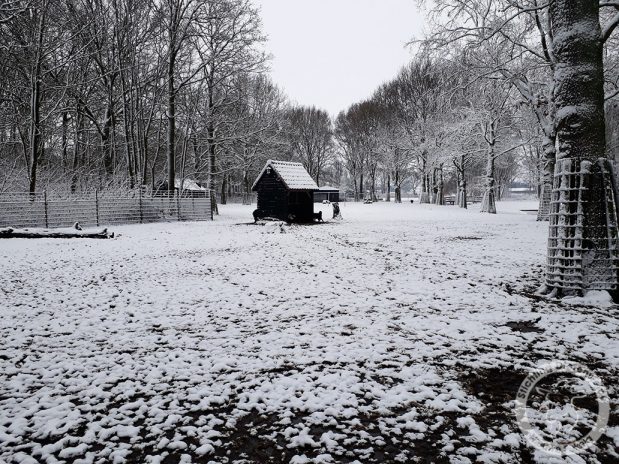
[28,8,46,194]
[207,121,218,214]
[141,122,149,187]
[220,172,227,205]
[243,170,251,205]
[167,53,176,192]
[420,172,427,202]
[61,110,69,172]
[370,167,377,201]
[545,0,619,295]
[206,82,218,215]
[430,169,437,204]
[480,150,496,213]
[120,72,135,188]
[71,102,82,193]
[419,153,430,203]
[360,172,364,200]
[101,103,115,176]
[460,179,468,209]
[434,165,444,205]
[456,169,461,206]
[29,75,42,194]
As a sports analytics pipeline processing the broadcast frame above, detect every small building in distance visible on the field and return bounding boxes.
[155,178,208,198]
[314,186,340,203]
[252,160,319,222]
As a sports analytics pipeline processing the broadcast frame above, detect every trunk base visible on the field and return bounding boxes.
[546,158,619,292]
[480,189,496,214]
[210,192,219,216]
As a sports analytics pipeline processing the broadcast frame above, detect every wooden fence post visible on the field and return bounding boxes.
[176,190,181,221]
[43,190,49,228]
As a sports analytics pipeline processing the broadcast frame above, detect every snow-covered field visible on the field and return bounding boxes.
[1,201,617,464]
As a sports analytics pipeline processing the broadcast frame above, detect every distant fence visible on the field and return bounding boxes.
[0,190,212,229]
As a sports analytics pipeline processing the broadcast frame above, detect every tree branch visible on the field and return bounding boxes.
[601,11,619,42]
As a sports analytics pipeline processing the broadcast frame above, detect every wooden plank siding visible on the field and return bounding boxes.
[256,170,289,220]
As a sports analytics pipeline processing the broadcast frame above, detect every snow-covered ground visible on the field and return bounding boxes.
[1,201,617,463]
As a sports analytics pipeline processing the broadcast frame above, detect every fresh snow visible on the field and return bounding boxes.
[0,201,617,463]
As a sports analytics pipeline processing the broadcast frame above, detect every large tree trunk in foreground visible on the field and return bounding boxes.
[545,0,619,296]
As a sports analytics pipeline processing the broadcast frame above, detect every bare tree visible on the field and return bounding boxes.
[155,0,205,191]
[334,109,364,201]
[285,106,333,186]
[195,0,266,212]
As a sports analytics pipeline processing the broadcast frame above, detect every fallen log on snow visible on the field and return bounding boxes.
[0,226,114,239]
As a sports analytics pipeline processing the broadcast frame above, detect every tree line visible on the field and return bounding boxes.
[334,0,619,219]
[0,0,336,204]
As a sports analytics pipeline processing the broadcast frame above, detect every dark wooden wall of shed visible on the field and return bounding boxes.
[255,170,289,220]
[288,191,314,222]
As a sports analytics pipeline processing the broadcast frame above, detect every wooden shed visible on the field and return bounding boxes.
[252,160,319,222]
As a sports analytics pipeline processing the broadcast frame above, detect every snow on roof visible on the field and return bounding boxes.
[318,185,339,191]
[252,160,319,191]
[175,178,206,191]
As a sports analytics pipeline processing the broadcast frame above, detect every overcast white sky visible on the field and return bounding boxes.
[255,0,426,117]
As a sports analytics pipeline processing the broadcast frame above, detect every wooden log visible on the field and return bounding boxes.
[0,227,114,239]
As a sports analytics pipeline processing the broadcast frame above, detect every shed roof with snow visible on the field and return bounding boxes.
[175,178,206,191]
[252,160,318,192]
